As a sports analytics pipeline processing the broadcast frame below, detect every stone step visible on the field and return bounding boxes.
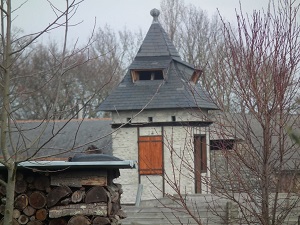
[123,206,226,216]
[139,195,229,208]
[121,217,223,225]
[121,205,225,225]
[121,194,300,225]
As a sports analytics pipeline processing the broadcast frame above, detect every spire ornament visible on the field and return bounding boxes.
[150,8,160,23]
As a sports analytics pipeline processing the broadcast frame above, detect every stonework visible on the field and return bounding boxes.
[112,109,211,203]
[112,109,208,124]
[99,9,217,204]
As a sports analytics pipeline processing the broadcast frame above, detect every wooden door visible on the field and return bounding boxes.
[194,135,207,193]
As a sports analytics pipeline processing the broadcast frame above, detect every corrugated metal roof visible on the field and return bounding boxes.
[0,160,136,170]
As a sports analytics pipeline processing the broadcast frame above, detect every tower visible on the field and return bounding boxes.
[100,9,217,203]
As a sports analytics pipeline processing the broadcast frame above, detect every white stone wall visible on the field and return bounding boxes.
[112,109,211,203]
[140,175,163,200]
[112,109,208,124]
[112,127,139,204]
[163,126,210,195]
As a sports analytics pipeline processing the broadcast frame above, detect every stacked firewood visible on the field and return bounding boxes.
[0,170,126,225]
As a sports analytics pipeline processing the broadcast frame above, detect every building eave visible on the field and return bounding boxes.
[0,160,137,170]
[111,121,213,129]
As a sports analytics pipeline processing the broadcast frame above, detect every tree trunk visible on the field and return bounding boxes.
[1,0,15,224]
[23,206,36,217]
[33,175,50,191]
[15,179,27,194]
[92,216,110,225]
[27,221,42,225]
[0,218,19,225]
[17,215,29,224]
[49,218,67,225]
[14,194,29,210]
[71,190,85,203]
[85,186,108,203]
[12,209,20,219]
[35,208,47,221]
[4,165,17,225]
[47,186,72,208]
[29,191,46,209]
[67,215,91,225]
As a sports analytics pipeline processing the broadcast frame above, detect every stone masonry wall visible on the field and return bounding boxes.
[112,109,211,203]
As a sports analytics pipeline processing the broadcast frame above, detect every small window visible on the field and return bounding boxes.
[148,117,153,122]
[171,116,176,122]
[131,70,164,82]
[127,118,131,123]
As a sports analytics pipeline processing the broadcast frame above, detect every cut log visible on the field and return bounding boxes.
[23,206,36,216]
[92,216,110,225]
[26,176,34,184]
[106,185,119,203]
[16,172,24,181]
[15,180,27,194]
[27,220,42,225]
[67,215,91,225]
[49,218,67,225]
[85,186,107,203]
[108,201,120,215]
[13,209,21,219]
[51,171,107,187]
[35,208,47,221]
[14,194,29,210]
[17,214,29,224]
[49,203,107,218]
[47,186,72,208]
[29,191,46,209]
[60,197,71,206]
[71,190,85,203]
[46,187,52,193]
[116,209,127,219]
[33,175,50,191]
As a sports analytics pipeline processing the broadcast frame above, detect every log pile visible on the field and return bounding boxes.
[0,169,126,225]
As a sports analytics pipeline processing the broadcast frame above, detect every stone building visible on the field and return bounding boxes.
[99,9,218,203]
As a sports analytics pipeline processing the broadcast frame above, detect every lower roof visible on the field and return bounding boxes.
[0,160,136,170]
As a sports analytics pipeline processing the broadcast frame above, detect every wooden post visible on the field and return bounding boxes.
[135,184,143,207]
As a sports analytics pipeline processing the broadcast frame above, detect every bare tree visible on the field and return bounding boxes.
[160,0,234,111]
[0,1,105,224]
[160,0,300,224]
[212,0,300,223]
[10,25,142,120]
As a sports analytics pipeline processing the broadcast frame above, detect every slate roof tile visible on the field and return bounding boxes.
[99,9,218,112]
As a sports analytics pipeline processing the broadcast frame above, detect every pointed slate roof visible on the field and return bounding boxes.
[136,9,180,59]
[99,9,218,112]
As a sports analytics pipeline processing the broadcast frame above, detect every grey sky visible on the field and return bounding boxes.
[13,0,269,45]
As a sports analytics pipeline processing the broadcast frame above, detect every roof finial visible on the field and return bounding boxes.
[150,8,160,23]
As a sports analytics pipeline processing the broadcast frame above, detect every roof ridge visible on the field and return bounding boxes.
[13,118,112,123]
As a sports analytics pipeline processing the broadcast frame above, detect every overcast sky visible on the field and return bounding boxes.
[12,0,270,45]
